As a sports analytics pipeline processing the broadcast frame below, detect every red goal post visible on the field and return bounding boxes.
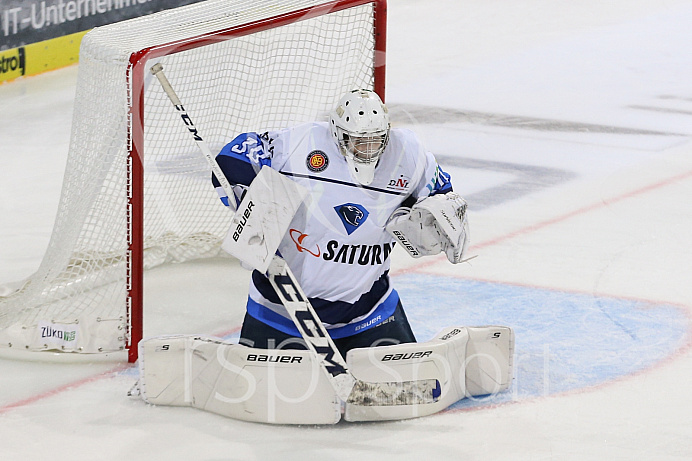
[0,0,387,363]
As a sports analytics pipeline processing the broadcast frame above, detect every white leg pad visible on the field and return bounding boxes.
[465,326,514,397]
[344,325,514,422]
[138,335,341,425]
[344,326,468,422]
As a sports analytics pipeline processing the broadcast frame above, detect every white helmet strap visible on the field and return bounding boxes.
[345,155,377,185]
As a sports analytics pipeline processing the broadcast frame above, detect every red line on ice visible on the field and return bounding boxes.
[393,167,692,276]
[0,363,131,415]
[0,326,242,413]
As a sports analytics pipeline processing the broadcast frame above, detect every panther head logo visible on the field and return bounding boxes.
[340,205,364,226]
[335,203,369,235]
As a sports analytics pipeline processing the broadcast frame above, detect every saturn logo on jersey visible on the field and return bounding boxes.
[306,150,329,172]
[335,203,369,235]
[289,229,321,257]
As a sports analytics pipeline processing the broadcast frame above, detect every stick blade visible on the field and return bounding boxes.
[347,378,441,406]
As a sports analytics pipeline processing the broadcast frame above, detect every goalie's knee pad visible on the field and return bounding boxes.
[137,335,341,424]
[344,325,514,422]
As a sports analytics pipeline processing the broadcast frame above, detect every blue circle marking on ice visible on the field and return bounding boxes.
[395,274,690,410]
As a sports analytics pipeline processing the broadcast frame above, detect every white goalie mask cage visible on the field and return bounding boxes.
[330,89,390,185]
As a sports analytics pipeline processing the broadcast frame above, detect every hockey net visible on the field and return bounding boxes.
[0,0,386,362]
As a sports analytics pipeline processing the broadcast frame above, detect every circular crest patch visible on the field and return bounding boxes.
[306,150,329,173]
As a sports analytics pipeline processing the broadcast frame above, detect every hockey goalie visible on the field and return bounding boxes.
[137,86,514,424]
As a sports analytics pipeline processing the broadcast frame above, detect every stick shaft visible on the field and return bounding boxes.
[267,257,355,400]
[268,257,438,405]
[150,63,236,211]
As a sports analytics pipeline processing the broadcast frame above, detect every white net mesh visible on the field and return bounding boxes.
[0,0,379,357]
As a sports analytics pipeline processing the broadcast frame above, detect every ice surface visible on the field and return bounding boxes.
[2,0,692,459]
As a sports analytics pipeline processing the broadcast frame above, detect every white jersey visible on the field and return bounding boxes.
[214,122,452,337]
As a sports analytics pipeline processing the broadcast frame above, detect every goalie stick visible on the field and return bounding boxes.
[150,63,237,212]
[266,256,441,405]
[152,64,439,406]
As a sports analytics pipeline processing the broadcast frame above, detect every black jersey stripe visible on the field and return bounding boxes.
[280,171,406,196]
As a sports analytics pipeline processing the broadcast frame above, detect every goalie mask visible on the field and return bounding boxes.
[330,89,390,185]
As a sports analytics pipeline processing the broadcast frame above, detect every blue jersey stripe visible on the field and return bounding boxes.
[246,290,400,339]
[432,165,453,195]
